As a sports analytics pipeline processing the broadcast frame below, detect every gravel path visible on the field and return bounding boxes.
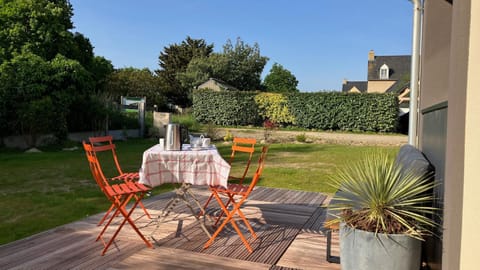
[217,128,407,146]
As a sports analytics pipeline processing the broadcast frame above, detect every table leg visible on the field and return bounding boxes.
[150,183,212,239]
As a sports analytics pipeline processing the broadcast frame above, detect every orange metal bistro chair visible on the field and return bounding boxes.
[201,137,257,214]
[83,142,152,255]
[88,136,151,225]
[204,145,268,253]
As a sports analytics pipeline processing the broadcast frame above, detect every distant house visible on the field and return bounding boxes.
[341,80,367,93]
[196,78,238,91]
[342,50,411,114]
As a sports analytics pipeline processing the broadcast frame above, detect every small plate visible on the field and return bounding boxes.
[190,146,213,151]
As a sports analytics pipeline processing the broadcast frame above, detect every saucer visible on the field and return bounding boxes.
[190,145,213,151]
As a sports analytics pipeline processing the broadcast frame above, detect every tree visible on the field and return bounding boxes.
[177,38,269,92]
[0,52,50,139]
[50,54,94,139]
[66,32,94,68]
[176,54,229,91]
[221,38,268,90]
[105,68,167,110]
[0,52,92,142]
[263,63,299,93]
[0,0,115,140]
[89,56,114,91]
[156,36,213,107]
[0,0,74,63]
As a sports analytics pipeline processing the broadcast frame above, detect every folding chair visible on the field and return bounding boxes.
[200,137,256,214]
[204,145,268,253]
[83,142,153,255]
[88,136,151,225]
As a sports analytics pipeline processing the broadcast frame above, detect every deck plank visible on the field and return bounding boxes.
[111,246,271,270]
[0,186,340,269]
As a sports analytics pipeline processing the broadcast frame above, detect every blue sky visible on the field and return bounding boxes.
[70,0,413,92]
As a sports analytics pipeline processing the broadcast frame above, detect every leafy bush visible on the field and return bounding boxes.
[223,130,233,142]
[192,90,261,126]
[296,133,307,143]
[263,118,277,142]
[254,92,295,125]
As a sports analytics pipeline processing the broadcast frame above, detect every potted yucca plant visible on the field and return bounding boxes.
[327,151,438,270]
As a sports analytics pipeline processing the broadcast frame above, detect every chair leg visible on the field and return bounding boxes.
[97,194,134,242]
[97,192,152,255]
[102,195,152,255]
[204,191,255,253]
[213,197,233,226]
[227,200,254,252]
[99,192,148,227]
[98,204,115,226]
[232,206,256,238]
[215,194,255,238]
[229,217,253,253]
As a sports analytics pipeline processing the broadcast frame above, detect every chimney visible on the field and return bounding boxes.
[342,78,347,85]
[368,50,375,61]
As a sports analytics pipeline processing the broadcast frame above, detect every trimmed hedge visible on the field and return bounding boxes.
[286,92,398,132]
[192,90,261,126]
[193,90,399,132]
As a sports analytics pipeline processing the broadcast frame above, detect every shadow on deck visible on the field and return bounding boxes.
[0,186,340,270]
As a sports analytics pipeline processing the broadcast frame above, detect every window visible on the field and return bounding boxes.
[379,64,389,80]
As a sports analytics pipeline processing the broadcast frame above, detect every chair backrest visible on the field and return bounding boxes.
[82,141,111,195]
[229,137,257,184]
[88,136,125,176]
[245,145,269,195]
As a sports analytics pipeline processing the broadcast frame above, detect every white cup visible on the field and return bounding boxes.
[159,138,165,150]
[202,138,211,148]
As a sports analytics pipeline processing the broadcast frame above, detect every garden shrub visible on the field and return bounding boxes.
[254,92,295,125]
[296,133,307,143]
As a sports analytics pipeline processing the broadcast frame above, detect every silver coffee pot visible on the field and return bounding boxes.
[165,123,182,150]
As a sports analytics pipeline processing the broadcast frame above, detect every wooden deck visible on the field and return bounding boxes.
[0,186,340,270]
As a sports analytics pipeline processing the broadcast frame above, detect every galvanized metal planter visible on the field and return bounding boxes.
[340,223,422,270]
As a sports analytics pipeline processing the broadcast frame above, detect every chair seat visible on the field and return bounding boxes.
[105,182,150,197]
[211,183,250,196]
[111,172,140,181]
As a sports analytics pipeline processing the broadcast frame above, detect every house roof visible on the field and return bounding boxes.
[197,78,238,91]
[342,81,368,92]
[385,80,410,94]
[368,55,411,81]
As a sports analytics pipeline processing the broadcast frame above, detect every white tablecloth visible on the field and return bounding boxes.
[139,144,230,188]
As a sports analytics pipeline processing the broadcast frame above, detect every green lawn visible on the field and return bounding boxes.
[0,139,398,245]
